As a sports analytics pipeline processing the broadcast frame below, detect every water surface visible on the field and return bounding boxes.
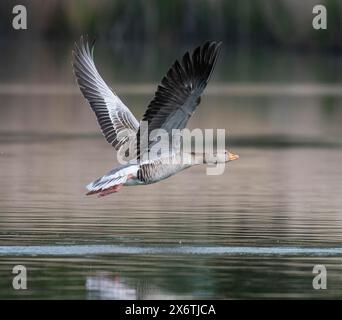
[0,41,342,299]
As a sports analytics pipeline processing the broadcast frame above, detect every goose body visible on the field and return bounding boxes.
[72,37,238,197]
[86,153,194,196]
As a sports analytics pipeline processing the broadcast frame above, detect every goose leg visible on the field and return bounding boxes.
[98,184,124,197]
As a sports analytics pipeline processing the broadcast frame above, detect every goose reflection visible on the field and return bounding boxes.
[86,273,191,300]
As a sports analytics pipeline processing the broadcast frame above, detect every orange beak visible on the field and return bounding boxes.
[228,152,239,161]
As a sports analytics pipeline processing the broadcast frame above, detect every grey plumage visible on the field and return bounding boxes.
[72,36,139,152]
[72,38,224,196]
[137,41,222,158]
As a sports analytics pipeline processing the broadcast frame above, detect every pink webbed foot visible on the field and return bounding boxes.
[97,184,124,197]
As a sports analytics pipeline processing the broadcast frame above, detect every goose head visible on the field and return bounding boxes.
[204,150,239,164]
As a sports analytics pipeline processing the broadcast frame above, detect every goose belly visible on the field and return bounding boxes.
[137,162,189,184]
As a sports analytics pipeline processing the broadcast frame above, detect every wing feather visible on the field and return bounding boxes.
[72,36,139,151]
[137,41,222,158]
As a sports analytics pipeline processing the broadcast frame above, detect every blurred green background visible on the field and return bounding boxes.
[1,0,342,86]
[0,0,340,49]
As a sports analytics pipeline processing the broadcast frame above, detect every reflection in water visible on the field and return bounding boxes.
[86,274,137,300]
[86,274,191,300]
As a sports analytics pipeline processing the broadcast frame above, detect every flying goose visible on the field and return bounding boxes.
[72,37,239,197]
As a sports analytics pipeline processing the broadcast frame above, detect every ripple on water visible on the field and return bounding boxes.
[1,245,342,256]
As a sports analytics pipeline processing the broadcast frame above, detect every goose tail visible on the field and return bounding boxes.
[85,164,139,197]
[86,175,128,197]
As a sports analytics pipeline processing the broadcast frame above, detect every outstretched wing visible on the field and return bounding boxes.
[72,37,139,151]
[137,41,222,158]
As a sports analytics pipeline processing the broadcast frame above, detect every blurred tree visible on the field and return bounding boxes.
[0,0,340,50]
